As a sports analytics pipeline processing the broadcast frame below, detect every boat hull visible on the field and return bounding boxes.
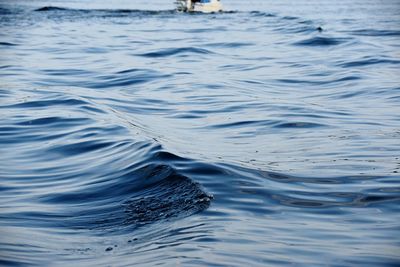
[176,0,223,13]
[193,1,223,13]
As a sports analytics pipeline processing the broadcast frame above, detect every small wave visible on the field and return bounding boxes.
[33,6,177,16]
[275,25,323,34]
[204,42,254,48]
[2,98,89,109]
[47,140,116,156]
[16,116,86,126]
[275,75,360,86]
[87,69,171,89]
[137,47,214,58]
[41,68,93,76]
[337,57,400,68]
[36,161,213,231]
[273,121,325,129]
[0,7,13,15]
[34,68,171,89]
[0,42,18,46]
[183,27,228,33]
[122,168,212,226]
[350,29,400,37]
[35,6,69,12]
[294,36,347,47]
[249,11,276,17]
[272,192,400,209]
[282,16,299,21]
[0,65,14,69]
[209,120,266,129]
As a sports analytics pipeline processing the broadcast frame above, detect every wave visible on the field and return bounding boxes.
[34,6,176,15]
[137,47,214,58]
[0,42,18,46]
[207,119,327,129]
[34,68,172,89]
[336,57,400,68]
[0,90,212,234]
[35,6,69,12]
[3,89,396,233]
[1,87,399,266]
[293,36,348,47]
[249,11,276,17]
[1,3,399,265]
[350,29,400,37]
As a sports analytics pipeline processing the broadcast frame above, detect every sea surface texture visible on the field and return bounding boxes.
[1,0,400,266]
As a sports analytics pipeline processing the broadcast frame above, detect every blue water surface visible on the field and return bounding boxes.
[0,0,400,266]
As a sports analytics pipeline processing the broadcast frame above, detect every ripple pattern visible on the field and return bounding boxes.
[0,0,400,266]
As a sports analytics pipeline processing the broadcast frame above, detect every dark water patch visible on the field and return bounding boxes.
[137,47,214,58]
[299,20,314,25]
[34,69,171,89]
[182,26,227,33]
[350,29,400,37]
[2,98,89,109]
[108,9,176,16]
[204,42,253,48]
[122,171,212,226]
[274,192,400,209]
[272,121,326,129]
[294,36,348,46]
[0,65,16,69]
[280,75,361,89]
[335,75,362,82]
[41,68,93,76]
[80,105,107,114]
[81,47,109,54]
[258,171,378,185]
[0,88,11,97]
[208,119,274,129]
[35,161,212,232]
[0,258,34,267]
[282,16,299,20]
[35,6,69,12]
[213,164,400,212]
[117,68,146,74]
[0,7,14,15]
[275,25,323,34]
[0,42,18,46]
[90,69,171,88]
[33,6,177,16]
[47,140,123,156]
[357,194,400,206]
[153,151,190,163]
[249,11,276,17]
[169,113,205,119]
[16,117,86,127]
[337,57,400,68]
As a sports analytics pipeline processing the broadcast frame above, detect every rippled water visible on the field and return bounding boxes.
[1,0,400,266]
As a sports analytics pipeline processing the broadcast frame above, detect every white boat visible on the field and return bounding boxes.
[175,0,223,13]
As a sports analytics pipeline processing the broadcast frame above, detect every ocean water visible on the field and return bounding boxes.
[1,0,400,266]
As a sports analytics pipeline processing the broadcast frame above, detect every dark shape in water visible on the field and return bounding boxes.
[0,42,18,46]
[35,6,69,12]
[294,36,344,46]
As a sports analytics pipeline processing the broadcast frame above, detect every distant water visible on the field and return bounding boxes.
[1,0,400,266]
